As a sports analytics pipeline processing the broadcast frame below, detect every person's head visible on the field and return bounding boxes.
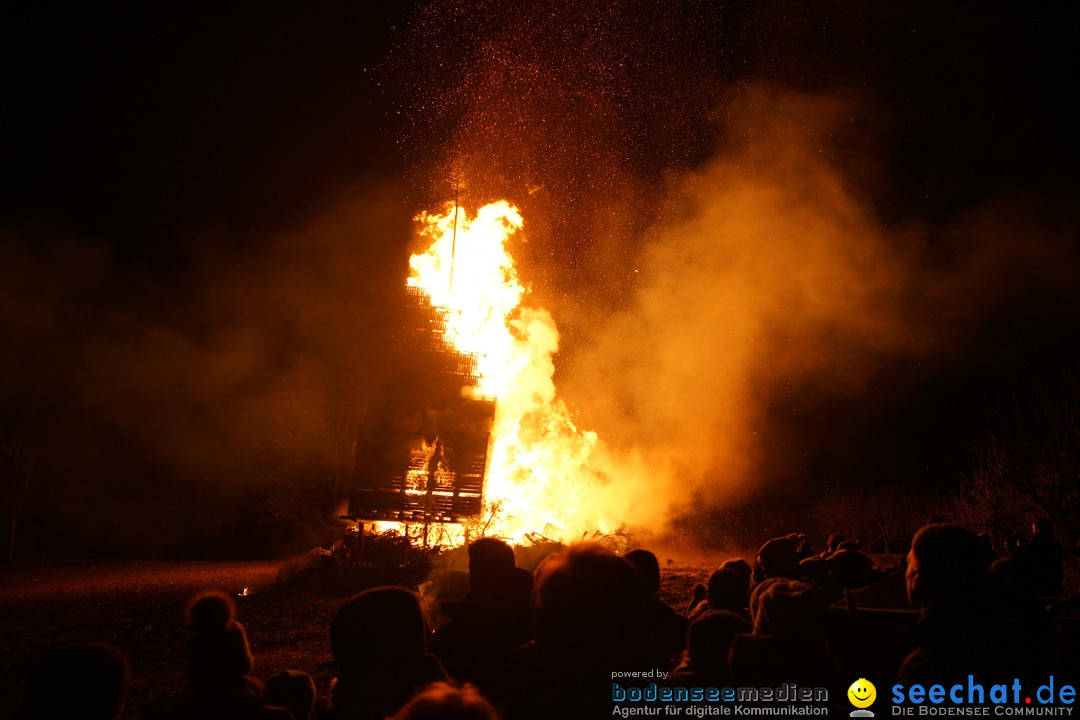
[686,610,751,671]
[1033,518,1053,536]
[532,542,653,657]
[905,524,987,609]
[706,568,749,613]
[468,538,517,590]
[720,558,752,585]
[17,643,130,720]
[265,670,316,720]
[392,682,499,720]
[756,538,800,580]
[186,589,237,633]
[624,549,661,593]
[797,557,830,585]
[749,578,828,647]
[332,586,429,674]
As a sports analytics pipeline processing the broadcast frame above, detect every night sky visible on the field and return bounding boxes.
[2,1,1078,555]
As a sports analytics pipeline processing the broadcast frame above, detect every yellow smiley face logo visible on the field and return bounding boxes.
[848,678,876,708]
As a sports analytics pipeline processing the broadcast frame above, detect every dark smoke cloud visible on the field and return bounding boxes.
[0,180,414,556]
[562,86,1080,530]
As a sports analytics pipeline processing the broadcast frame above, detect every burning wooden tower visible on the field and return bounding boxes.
[344,198,597,544]
[344,283,495,527]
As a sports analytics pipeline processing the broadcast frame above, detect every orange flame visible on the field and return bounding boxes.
[408,201,616,544]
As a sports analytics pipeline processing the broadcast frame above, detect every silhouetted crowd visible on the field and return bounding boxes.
[14,520,1074,720]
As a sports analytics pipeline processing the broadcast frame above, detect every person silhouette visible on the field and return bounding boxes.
[327,586,449,720]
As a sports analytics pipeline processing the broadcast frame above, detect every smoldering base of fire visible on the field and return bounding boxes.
[612,707,828,718]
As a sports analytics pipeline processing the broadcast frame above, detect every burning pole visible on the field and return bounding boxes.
[448,176,460,297]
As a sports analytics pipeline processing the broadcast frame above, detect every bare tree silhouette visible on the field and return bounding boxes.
[954,376,1080,557]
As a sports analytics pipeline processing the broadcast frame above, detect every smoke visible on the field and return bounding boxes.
[561,85,1080,539]
[0,178,414,556]
[386,0,1080,544]
[4,0,1077,555]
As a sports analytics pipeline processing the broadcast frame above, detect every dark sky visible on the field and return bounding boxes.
[2,1,1078,552]
[2,3,412,256]
[5,2,1076,257]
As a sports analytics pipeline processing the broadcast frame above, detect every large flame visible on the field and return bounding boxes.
[408,201,614,543]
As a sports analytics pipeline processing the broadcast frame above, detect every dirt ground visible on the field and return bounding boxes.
[0,558,710,719]
[0,560,338,719]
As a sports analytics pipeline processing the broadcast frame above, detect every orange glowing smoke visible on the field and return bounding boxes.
[408,201,617,543]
